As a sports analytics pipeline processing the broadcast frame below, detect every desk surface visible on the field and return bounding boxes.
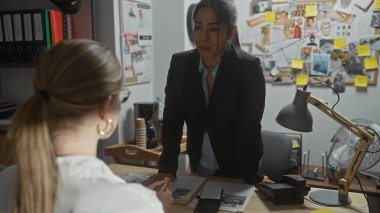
[305,166,380,196]
[109,164,369,213]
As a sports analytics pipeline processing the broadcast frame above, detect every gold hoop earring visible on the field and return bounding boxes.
[97,119,114,135]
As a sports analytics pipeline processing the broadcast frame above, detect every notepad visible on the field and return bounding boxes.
[265,11,276,22]
[354,75,368,87]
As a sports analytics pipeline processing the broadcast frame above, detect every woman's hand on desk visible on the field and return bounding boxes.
[259,175,274,185]
[143,173,176,186]
[147,177,173,212]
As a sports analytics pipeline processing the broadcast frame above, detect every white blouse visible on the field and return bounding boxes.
[0,156,164,213]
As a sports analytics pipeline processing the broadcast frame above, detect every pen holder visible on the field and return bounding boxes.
[326,164,345,185]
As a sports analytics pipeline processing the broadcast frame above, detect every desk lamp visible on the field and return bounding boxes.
[275,85,375,206]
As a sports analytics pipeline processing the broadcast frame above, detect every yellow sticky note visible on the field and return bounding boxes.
[357,45,371,57]
[376,0,380,10]
[355,75,368,87]
[292,140,300,149]
[296,74,308,86]
[311,208,335,213]
[305,4,318,17]
[265,11,276,22]
[364,57,378,69]
[334,38,346,50]
[292,58,303,69]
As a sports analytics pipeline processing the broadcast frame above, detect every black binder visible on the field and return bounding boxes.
[22,12,35,63]
[32,9,48,62]
[2,12,16,63]
[12,12,26,63]
[0,12,5,63]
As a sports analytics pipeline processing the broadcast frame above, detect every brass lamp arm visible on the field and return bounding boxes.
[307,95,375,203]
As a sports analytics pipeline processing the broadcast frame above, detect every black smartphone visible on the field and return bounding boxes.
[194,198,221,213]
[194,189,223,213]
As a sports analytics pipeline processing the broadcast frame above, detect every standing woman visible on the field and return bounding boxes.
[0,40,172,213]
[153,0,272,185]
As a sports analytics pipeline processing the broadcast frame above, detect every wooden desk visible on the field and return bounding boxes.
[304,166,380,196]
[0,134,7,165]
[109,164,369,213]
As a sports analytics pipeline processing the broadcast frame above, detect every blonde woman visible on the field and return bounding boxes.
[0,40,172,213]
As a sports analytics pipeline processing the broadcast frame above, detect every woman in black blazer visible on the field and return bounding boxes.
[150,0,272,185]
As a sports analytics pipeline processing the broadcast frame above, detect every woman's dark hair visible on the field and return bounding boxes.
[192,0,240,47]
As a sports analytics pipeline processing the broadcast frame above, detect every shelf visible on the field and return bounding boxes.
[0,63,36,68]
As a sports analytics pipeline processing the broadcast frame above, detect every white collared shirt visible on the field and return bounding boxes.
[0,156,163,213]
[197,59,220,174]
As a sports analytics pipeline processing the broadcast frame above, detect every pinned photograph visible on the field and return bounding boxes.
[319,20,332,37]
[288,0,297,11]
[311,54,330,76]
[328,43,366,81]
[333,23,352,38]
[305,17,316,31]
[301,47,312,61]
[251,0,272,14]
[360,36,380,51]
[272,66,294,84]
[333,72,346,93]
[370,36,380,50]
[291,3,307,17]
[261,60,276,79]
[293,17,303,38]
[260,26,272,45]
[319,39,334,53]
[306,34,318,46]
[333,0,353,14]
[275,10,291,26]
[371,11,380,28]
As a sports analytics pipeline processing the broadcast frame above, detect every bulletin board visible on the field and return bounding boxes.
[241,0,379,90]
[119,0,152,85]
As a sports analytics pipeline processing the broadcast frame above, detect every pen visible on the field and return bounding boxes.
[313,167,318,174]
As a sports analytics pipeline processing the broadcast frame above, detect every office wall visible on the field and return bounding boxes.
[0,0,155,162]
[93,0,155,162]
[151,0,380,172]
[1,0,379,172]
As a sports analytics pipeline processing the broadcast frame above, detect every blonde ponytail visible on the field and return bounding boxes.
[8,95,57,213]
[7,39,122,213]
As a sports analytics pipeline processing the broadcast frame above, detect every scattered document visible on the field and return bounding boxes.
[122,173,149,184]
[189,181,255,212]
[122,173,206,204]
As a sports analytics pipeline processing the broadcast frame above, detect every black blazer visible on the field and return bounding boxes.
[159,46,266,184]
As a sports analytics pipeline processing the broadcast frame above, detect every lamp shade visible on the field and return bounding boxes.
[276,89,313,132]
